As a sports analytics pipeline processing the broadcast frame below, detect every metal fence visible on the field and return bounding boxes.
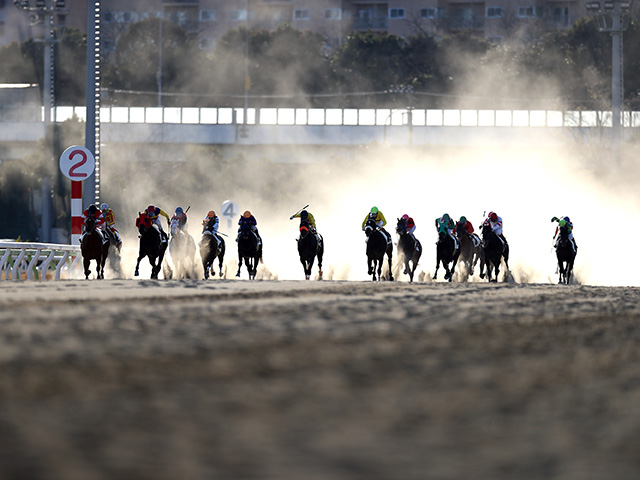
[0,242,81,281]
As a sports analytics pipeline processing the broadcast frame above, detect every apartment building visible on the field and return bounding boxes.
[0,1,600,49]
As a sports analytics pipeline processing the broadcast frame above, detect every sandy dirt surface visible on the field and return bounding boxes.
[0,279,639,479]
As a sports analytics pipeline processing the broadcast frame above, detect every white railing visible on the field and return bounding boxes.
[0,242,81,281]
[3,105,640,128]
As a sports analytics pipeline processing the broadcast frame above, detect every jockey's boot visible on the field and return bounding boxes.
[160,230,168,243]
[571,238,578,252]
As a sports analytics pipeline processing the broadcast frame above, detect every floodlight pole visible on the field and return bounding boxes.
[83,0,101,207]
[13,0,68,242]
[586,1,632,165]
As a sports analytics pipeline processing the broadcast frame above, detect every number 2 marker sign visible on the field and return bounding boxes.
[59,145,95,181]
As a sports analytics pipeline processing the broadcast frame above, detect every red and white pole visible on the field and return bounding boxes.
[71,181,83,244]
[59,146,96,246]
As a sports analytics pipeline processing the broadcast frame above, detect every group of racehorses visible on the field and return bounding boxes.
[365,218,509,283]
[81,213,575,284]
[366,218,576,284]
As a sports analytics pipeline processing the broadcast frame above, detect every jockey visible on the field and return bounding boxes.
[401,214,416,235]
[100,202,122,247]
[362,206,391,244]
[454,216,481,247]
[171,206,188,233]
[145,205,170,243]
[435,213,459,249]
[80,204,107,244]
[202,210,220,234]
[290,209,316,231]
[401,213,419,251]
[483,211,508,247]
[291,209,322,248]
[237,210,262,246]
[552,216,577,252]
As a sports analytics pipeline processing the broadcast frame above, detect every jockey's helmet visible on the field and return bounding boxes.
[208,210,215,217]
[371,206,378,214]
[243,210,251,218]
[147,205,155,214]
[88,205,97,215]
[564,216,570,223]
[460,216,467,223]
[443,213,450,222]
[489,212,498,221]
[101,203,109,211]
[300,210,308,218]
[175,207,183,215]
[402,214,409,220]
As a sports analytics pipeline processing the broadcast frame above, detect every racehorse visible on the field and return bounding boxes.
[480,223,510,282]
[364,218,393,281]
[297,219,323,280]
[80,216,109,279]
[134,213,167,279]
[455,221,483,281]
[396,217,421,282]
[433,229,460,282]
[103,227,122,277]
[236,223,262,279]
[555,224,576,284]
[199,230,225,279]
[165,219,197,279]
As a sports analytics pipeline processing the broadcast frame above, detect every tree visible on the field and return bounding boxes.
[103,18,204,106]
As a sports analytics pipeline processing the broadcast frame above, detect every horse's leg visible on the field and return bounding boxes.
[387,249,394,281]
[84,257,91,279]
[203,257,210,279]
[236,254,243,277]
[134,252,144,276]
[317,249,323,280]
[433,257,440,280]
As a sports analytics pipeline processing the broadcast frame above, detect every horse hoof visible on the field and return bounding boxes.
[305,275,310,280]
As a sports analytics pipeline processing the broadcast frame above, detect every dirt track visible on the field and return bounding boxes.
[0,279,639,479]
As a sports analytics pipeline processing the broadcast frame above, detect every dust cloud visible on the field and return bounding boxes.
[99,126,640,286]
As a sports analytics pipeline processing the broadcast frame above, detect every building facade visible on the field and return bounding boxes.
[0,1,608,49]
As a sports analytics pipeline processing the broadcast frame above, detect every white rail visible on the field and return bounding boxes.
[4,105,640,128]
[0,242,81,281]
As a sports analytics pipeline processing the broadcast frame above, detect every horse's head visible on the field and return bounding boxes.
[558,224,570,243]
[299,219,311,238]
[364,218,376,237]
[455,222,467,238]
[396,218,406,235]
[481,222,492,239]
[136,213,152,235]
[170,218,181,236]
[85,215,97,232]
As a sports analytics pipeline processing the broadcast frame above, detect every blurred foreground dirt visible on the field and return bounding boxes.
[0,279,639,480]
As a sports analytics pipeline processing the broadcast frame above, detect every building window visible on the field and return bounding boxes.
[104,11,138,23]
[325,8,342,20]
[389,8,405,19]
[294,9,310,20]
[420,8,437,19]
[200,10,216,21]
[553,7,569,25]
[141,12,163,20]
[199,37,216,50]
[486,7,503,18]
[518,6,536,18]
[103,39,115,53]
[230,9,247,21]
